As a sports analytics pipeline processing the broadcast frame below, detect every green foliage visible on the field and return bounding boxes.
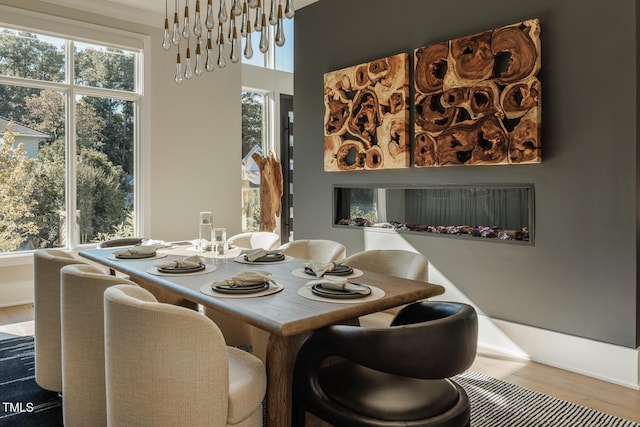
[242,92,264,157]
[0,28,137,251]
[0,127,38,252]
[93,210,135,242]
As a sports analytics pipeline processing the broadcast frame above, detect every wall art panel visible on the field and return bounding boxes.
[324,53,410,171]
[414,19,541,167]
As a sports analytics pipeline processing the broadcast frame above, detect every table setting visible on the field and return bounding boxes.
[291,260,364,280]
[146,255,217,276]
[107,243,169,261]
[199,270,284,298]
[234,248,294,264]
[297,275,385,303]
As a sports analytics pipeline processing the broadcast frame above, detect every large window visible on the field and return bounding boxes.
[0,25,141,253]
[242,17,294,72]
[241,91,266,232]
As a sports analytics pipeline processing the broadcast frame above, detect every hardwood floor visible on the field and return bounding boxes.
[1,304,638,423]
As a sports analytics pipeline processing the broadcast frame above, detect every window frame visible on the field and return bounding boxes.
[0,4,147,259]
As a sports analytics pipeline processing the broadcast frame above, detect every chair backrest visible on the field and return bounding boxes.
[344,249,428,282]
[104,284,231,427]
[60,264,138,427]
[296,301,477,381]
[279,239,346,263]
[96,238,144,248]
[228,232,280,250]
[33,249,86,392]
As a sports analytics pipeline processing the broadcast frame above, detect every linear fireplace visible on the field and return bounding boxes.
[333,184,534,244]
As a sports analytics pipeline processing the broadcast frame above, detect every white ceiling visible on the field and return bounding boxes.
[40,0,319,26]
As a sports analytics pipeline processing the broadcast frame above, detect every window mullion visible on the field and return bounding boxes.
[66,39,78,250]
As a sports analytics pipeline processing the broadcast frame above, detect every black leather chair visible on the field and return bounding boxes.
[291,301,478,427]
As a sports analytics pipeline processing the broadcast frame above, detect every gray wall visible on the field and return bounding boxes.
[293,0,639,348]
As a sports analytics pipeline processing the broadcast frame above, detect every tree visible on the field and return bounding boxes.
[242,92,264,157]
[0,127,38,252]
[22,89,64,141]
[0,30,64,122]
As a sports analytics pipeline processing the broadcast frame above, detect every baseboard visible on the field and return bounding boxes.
[477,314,640,390]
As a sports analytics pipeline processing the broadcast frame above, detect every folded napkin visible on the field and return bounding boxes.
[306,277,370,294]
[242,248,284,262]
[305,260,338,277]
[155,255,202,269]
[213,271,272,288]
[114,245,160,257]
[141,239,169,247]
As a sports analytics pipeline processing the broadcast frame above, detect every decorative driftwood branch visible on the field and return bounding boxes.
[251,152,283,232]
[414,18,541,167]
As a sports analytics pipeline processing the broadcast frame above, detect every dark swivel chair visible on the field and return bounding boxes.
[291,301,478,427]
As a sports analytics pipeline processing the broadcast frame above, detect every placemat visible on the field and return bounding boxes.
[200,282,284,298]
[291,267,364,280]
[297,284,385,303]
[146,264,217,276]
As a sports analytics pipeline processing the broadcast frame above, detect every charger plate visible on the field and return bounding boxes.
[233,255,294,265]
[108,253,168,261]
[297,284,385,304]
[291,267,363,280]
[147,264,217,276]
[200,281,284,298]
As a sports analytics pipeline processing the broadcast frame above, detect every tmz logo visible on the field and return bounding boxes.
[2,401,34,413]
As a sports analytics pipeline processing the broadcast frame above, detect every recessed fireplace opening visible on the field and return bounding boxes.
[333,184,534,244]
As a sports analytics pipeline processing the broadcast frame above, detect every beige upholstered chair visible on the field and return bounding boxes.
[344,249,429,327]
[278,239,346,262]
[104,284,266,427]
[33,249,87,392]
[60,264,138,427]
[227,231,280,250]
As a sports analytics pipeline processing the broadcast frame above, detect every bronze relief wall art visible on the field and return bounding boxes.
[414,18,541,167]
[323,53,410,171]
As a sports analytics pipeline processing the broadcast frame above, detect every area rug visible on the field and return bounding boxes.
[455,370,639,427]
[0,335,638,427]
[0,335,62,427]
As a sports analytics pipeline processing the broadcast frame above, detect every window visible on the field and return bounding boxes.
[0,25,141,253]
[242,17,294,73]
[241,91,266,232]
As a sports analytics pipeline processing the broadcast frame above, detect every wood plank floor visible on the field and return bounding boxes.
[1,304,638,423]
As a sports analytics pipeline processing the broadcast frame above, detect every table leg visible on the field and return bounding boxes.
[265,332,309,427]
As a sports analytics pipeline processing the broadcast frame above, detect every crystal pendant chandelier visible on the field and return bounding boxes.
[162,0,295,83]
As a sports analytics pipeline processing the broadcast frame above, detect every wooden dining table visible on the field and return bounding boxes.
[79,244,445,427]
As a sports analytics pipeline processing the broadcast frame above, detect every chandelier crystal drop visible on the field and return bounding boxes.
[164,0,294,83]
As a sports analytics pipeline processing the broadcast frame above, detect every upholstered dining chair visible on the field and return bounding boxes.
[96,237,144,248]
[278,239,346,263]
[227,231,280,250]
[104,284,267,427]
[60,264,139,427]
[344,249,429,327]
[291,301,478,427]
[33,249,86,392]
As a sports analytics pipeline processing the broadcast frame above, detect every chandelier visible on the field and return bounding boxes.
[162,0,295,83]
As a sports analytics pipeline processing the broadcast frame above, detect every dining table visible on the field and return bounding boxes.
[79,243,445,427]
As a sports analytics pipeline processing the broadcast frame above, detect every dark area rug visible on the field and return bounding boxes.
[0,336,62,427]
